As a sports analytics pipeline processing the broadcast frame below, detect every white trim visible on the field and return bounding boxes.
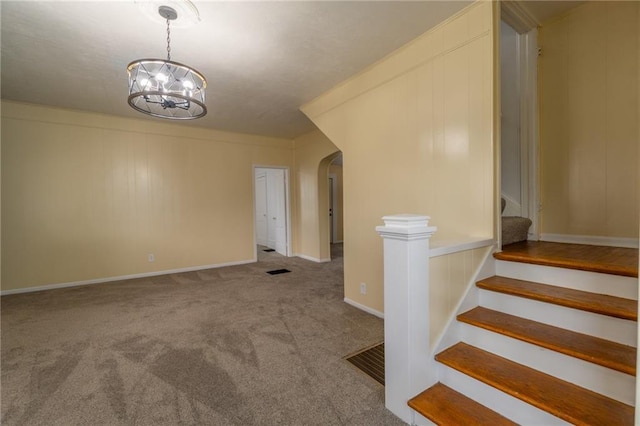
[540,234,639,249]
[254,170,268,248]
[376,213,435,422]
[517,25,528,223]
[343,297,384,319]
[499,22,540,240]
[501,1,539,34]
[295,253,330,263]
[375,215,437,241]
[0,259,256,296]
[523,28,540,240]
[635,8,640,420]
[429,238,494,258]
[329,173,338,244]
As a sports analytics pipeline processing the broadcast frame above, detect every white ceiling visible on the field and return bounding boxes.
[1,0,475,139]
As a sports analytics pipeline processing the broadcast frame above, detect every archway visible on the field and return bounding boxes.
[317,151,342,260]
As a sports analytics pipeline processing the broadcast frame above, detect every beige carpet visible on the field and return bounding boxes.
[1,244,404,426]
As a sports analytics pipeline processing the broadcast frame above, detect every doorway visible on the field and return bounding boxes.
[254,167,291,257]
[328,153,343,247]
[499,17,539,241]
[329,175,336,243]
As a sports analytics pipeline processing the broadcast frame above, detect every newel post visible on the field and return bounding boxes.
[376,214,437,423]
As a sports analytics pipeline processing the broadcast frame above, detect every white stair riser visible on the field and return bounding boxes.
[496,260,638,300]
[412,411,437,426]
[438,364,570,425]
[479,290,637,347]
[460,324,635,405]
[435,317,466,355]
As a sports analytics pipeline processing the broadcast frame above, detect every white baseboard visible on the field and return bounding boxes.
[0,258,257,296]
[295,253,331,263]
[540,233,639,249]
[344,297,384,319]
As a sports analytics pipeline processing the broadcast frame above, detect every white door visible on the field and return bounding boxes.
[255,172,268,246]
[266,170,278,250]
[255,167,289,256]
[270,169,288,256]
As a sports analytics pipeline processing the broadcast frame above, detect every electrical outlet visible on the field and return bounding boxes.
[148,254,155,262]
[360,283,367,295]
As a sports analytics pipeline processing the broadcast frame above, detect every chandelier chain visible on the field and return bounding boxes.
[166,18,171,61]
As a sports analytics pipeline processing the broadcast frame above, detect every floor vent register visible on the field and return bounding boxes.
[345,342,385,385]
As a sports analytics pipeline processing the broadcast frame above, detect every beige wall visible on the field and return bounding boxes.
[1,101,293,291]
[539,1,639,239]
[302,1,496,313]
[329,163,344,242]
[291,129,339,261]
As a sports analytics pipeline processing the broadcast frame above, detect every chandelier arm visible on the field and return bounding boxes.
[142,99,164,105]
[143,97,190,107]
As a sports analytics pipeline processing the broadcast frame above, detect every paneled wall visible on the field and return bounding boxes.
[1,101,293,292]
[302,1,496,313]
[539,1,639,240]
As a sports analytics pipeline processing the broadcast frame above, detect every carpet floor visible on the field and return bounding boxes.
[1,244,404,426]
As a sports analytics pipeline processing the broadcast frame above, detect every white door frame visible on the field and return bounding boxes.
[253,166,292,259]
[500,3,541,241]
[520,27,540,240]
[255,171,268,246]
[329,173,338,244]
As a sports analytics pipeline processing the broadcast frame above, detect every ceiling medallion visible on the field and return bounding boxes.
[127,4,207,120]
[134,0,200,28]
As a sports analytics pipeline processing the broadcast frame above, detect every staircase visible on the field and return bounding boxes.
[409,244,638,425]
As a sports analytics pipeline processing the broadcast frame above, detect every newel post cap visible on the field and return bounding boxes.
[376,214,437,240]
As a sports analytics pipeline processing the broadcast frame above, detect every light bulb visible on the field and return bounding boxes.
[156,73,168,83]
[139,78,149,89]
[183,80,194,90]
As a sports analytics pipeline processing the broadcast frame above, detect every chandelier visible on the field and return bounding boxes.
[127,5,207,119]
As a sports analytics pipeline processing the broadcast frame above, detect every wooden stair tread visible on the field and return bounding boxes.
[436,342,634,426]
[495,241,638,278]
[477,275,637,321]
[458,307,636,375]
[408,382,517,426]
